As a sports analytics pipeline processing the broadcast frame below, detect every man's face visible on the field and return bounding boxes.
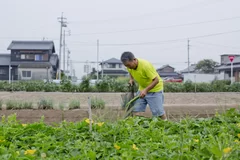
[123,59,137,69]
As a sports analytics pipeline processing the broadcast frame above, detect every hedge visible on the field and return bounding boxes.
[0,79,239,92]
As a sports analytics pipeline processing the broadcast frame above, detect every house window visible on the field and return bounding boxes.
[26,54,35,60]
[21,54,26,59]
[22,71,31,78]
[43,54,48,60]
[16,54,20,59]
[35,55,43,61]
[0,69,7,75]
[108,64,116,68]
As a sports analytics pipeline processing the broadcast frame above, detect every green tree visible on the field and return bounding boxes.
[195,59,218,73]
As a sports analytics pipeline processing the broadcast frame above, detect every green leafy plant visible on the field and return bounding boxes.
[0,108,240,159]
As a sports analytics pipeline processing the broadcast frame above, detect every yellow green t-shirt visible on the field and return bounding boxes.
[127,58,163,92]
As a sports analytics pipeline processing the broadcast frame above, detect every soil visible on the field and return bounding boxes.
[0,92,240,123]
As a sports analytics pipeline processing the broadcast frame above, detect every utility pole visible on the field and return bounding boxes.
[67,49,70,78]
[63,30,71,74]
[57,13,67,80]
[63,30,66,72]
[101,60,104,78]
[97,39,99,81]
[187,39,190,74]
[70,59,73,78]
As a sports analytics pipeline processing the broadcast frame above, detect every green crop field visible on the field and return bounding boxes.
[0,108,240,159]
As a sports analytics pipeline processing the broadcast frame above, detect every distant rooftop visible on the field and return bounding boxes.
[180,64,197,73]
[7,40,55,53]
[0,53,10,66]
[157,64,174,70]
[102,58,122,64]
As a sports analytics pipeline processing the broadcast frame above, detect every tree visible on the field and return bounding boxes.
[195,59,218,73]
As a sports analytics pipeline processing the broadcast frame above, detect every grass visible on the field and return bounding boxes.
[6,100,21,110]
[37,98,54,109]
[0,99,2,110]
[91,97,105,109]
[69,100,80,110]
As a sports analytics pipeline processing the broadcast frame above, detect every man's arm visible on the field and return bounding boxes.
[145,76,159,92]
[139,76,159,98]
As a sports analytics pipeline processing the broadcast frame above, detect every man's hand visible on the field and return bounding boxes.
[139,89,147,98]
[129,79,134,86]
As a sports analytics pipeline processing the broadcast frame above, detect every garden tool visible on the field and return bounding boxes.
[123,83,140,118]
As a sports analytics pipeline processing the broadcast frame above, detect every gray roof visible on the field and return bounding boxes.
[11,61,52,68]
[216,64,240,70]
[158,72,179,77]
[0,54,10,66]
[102,58,122,64]
[157,64,174,70]
[7,41,55,53]
[181,64,196,73]
[99,69,128,74]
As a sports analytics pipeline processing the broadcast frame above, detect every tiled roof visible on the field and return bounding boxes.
[7,41,55,53]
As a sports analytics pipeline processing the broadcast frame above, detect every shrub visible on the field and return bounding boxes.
[79,77,91,92]
[95,77,110,92]
[44,82,60,92]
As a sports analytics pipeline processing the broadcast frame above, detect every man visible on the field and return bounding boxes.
[120,51,167,120]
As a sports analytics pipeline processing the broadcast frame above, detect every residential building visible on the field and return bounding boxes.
[7,41,59,80]
[0,54,18,81]
[99,58,128,78]
[215,54,240,82]
[180,64,197,74]
[156,65,181,78]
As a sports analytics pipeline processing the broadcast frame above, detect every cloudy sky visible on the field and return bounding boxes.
[0,0,240,78]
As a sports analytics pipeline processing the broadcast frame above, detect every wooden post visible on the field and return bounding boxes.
[88,97,92,132]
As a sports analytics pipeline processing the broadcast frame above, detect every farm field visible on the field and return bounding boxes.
[0,109,240,159]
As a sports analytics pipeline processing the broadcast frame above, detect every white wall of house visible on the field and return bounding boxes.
[220,70,236,82]
[102,63,126,70]
[183,73,224,83]
[18,67,52,80]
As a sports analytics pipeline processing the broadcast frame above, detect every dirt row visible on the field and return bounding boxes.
[0,92,240,123]
[1,92,240,107]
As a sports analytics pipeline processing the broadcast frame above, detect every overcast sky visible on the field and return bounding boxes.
[0,0,240,78]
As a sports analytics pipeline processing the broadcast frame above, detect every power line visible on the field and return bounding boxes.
[192,41,240,49]
[70,60,188,65]
[71,16,240,35]
[68,0,220,24]
[67,29,240,47]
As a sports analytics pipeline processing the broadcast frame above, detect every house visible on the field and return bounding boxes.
[7,41,59,80]
[156,65,181,78]
[0,54,18,81]
[180,64,197,74]
[99,58,128,78]
[215,54,240,82]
